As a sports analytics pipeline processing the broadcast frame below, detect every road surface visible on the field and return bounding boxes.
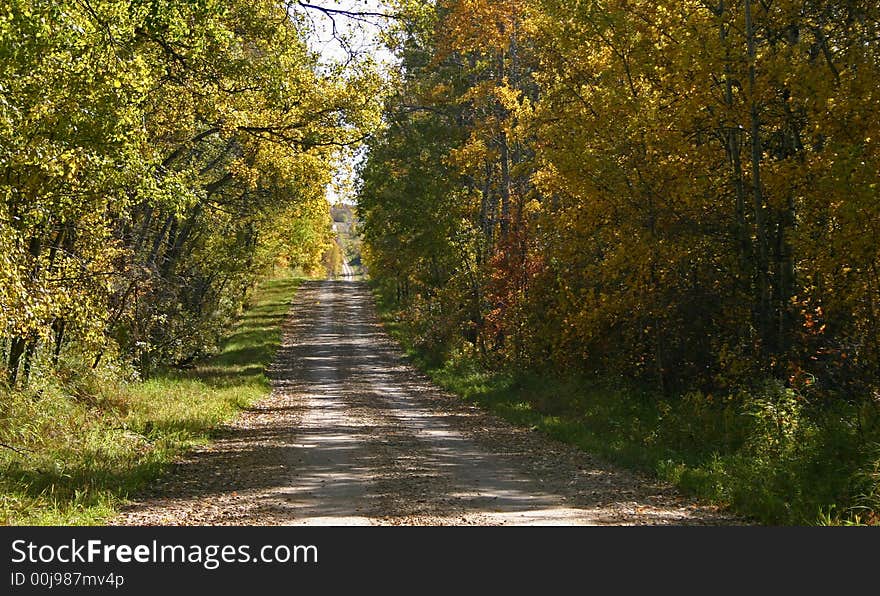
[117,280,739,525]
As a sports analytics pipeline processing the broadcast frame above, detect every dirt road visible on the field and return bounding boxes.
[116,280,740,525]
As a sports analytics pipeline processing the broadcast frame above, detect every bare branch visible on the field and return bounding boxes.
[294,2,399,22]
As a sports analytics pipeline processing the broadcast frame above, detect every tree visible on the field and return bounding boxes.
[1,0,381,383]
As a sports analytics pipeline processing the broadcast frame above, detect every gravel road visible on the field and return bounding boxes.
[115,279,742,526]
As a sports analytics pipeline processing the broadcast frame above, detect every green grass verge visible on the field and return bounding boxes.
[0,275,300,525]
[375,292,879,526]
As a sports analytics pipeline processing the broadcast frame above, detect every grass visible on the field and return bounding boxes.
[406,356,676,474]
[375,292,880,526]
[0,274,300,525]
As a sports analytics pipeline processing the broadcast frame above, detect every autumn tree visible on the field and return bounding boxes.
[360,0,880,403]
[1,0,381,383]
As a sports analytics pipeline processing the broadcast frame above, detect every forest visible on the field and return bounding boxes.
[1,0,879,526]
[358,0,880,524]
[1,0,380,382]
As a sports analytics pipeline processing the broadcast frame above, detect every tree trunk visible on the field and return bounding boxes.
[52,319,66,365]
[148,215,175,267]
[499,131,511,237]
[21,337,37,386]
[7,337,26,386]
[132,205,154,257]
[745,0,771,356]
[720,4,750,270]
[8,233,45,385]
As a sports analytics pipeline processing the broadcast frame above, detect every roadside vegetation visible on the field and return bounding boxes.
[362,1,880,525]
[379,293,878,526]
[0,276,298,525]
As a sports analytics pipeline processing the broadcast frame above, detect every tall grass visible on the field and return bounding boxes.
[0,275,299,525]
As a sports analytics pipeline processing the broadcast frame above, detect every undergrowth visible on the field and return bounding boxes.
[0,275,299,525]
[376,290,880,526]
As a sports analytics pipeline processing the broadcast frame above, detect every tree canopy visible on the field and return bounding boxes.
[360,0,880,397]
[1,0,381,381]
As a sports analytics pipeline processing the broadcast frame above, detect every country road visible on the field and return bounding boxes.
[116,280,740,526]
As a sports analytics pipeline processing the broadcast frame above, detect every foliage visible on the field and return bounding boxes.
[360,0,880,523]
[1,0,381,382]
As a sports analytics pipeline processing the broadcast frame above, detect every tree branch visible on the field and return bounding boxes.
[294,2,399,22]
[0,442,32,456]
